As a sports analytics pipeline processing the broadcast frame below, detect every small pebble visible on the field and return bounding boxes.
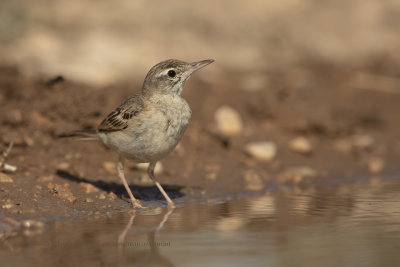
[67,196,77,203]
[289,137,312,155]
[0,173,13,183]
[56,162,70,170]
[108,192,117,200]
[368,157,384,173]
[244,170,264,191]
[24,136,35,147]
[22,220,45,237]
[278,167,317,184]
[102,161,117,175]
[332,139,352,154]
[12,136,34,147]
[353,134,375,150]
[47,183,56,191]
[2,203,13,209]
[98,193,106,199]
[205,172,217,180]
[85,198,94,203]
[48,183,77,203]
[136,173,153,185]
[135,162,163,175]
[22,220,44,229]
[245,141,277,162]
[214,105,243,136]
[79,182,99,194]
[205,164,220,180]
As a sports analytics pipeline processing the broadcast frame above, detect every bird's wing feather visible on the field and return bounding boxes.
[98,94,144,132]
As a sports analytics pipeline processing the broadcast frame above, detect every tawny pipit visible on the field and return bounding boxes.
[60,59,214,208]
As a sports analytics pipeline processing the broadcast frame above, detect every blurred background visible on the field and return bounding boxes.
[1,1,400,265]
[1,0,400,85]
[1,0,400,207]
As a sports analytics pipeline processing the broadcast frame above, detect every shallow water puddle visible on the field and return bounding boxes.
[1,176,400,266]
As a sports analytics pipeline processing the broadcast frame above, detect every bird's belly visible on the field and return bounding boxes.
[98,113,190,162]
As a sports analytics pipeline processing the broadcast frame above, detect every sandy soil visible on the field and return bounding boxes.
[1,60,400,222]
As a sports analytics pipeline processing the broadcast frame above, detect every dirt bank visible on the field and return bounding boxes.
[1,61,400,222]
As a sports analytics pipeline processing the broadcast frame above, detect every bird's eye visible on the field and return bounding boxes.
[167,70,176,78]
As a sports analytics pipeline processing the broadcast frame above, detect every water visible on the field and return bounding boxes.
[1,177,400,266]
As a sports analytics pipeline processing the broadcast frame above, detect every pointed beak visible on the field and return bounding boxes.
[183,59,214,79]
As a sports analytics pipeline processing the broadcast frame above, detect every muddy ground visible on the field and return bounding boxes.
[0,59,400,224]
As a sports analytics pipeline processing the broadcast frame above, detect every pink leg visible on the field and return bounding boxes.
[117,156,143,209]
[147,161,176,208]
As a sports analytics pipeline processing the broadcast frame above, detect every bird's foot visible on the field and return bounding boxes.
[167,202,176,209]
[132,201,144,209]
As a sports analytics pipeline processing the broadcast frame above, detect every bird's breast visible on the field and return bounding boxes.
[136,95,191,160]
[159,97,192,141]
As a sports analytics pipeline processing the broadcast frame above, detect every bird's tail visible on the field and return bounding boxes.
[58,130,98,141]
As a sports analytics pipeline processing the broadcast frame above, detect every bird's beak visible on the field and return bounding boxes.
[183,59,214,79]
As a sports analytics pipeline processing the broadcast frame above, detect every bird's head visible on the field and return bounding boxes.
[142,59,214,96]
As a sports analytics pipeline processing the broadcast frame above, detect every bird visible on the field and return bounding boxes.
[60,59,214,209]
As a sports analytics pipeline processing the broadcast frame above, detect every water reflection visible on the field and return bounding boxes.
[117,208,175,267]
[1,176,400,266]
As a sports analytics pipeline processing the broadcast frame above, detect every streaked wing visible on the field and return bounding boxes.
[98,94,144,133]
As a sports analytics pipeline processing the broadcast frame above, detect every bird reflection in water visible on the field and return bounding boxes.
[117,208,175,267]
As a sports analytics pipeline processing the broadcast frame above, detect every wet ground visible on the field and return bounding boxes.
[1,61,400,267]
[1,1,400,265]
[2,174,400,266]
[1,61,400,219]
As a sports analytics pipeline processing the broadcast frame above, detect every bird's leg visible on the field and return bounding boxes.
[117,156,143,209]
[147,161,176,208]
